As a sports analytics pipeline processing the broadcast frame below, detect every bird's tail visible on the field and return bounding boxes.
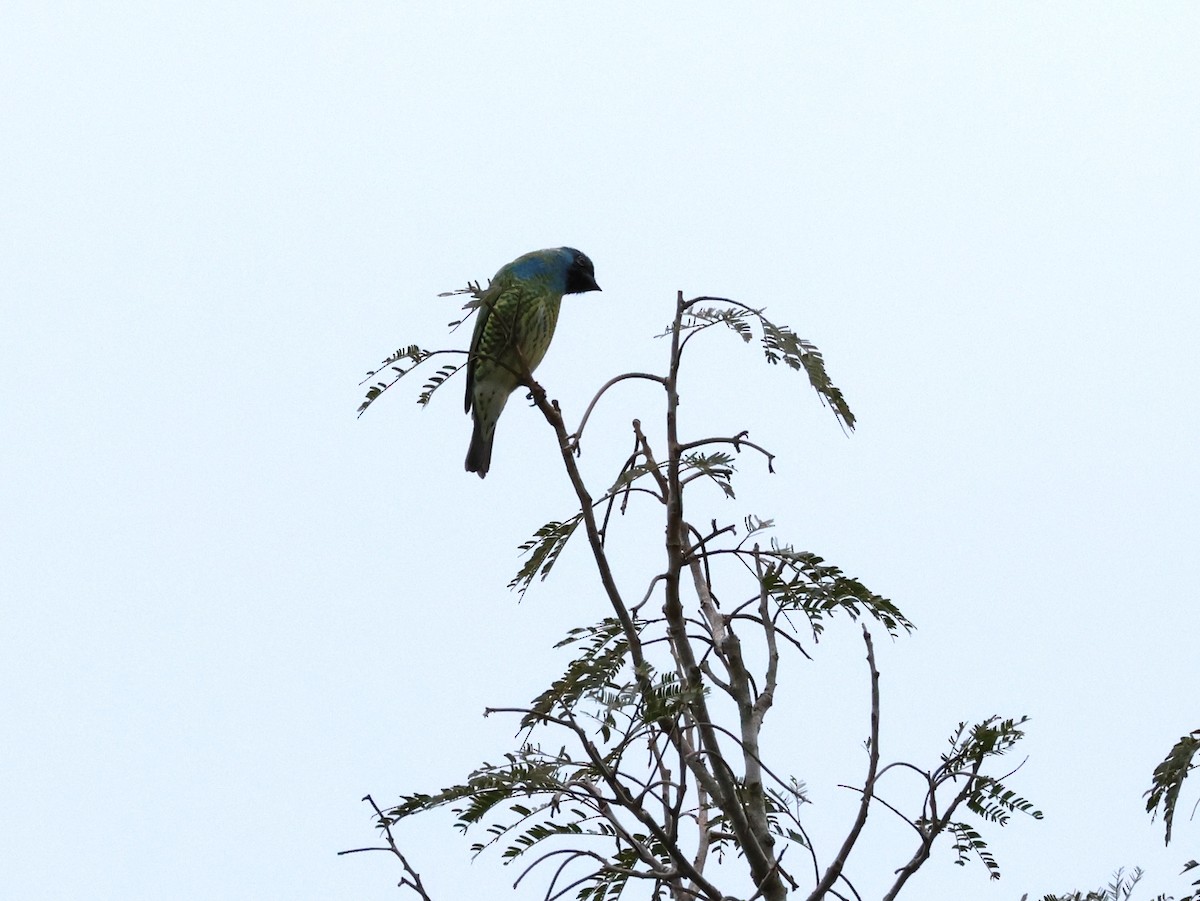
[464,417,493,478]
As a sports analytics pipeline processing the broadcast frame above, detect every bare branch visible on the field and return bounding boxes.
[524,379,651,692]
[807,627,881,901]
[633,573,667,617]
[338,795,435,901]
[570,372,669,448]
[752,549,780,724]
[836,783,924,837]
[882,755,986,900]
[678,433,776,473]
[660,293,782,897]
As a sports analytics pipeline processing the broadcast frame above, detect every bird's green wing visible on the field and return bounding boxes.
[466,273,536,411]
[465,279,501,413]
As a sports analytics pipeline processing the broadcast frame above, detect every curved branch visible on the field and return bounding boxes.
[358,347,469,387]
[677,318,727,358]
[682,295,741,308]
[836,783,925,837]
[633,573,667,617]
[882,754,987,901]
[570,372,668,447]
[678,433,776,473]
[726,613,813,661]
[690,719,814,806]
[685,521,737,563]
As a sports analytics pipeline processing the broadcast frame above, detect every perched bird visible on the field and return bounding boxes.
[464,247,601,478]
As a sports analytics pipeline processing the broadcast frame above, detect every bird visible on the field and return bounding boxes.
[464,247,601,478]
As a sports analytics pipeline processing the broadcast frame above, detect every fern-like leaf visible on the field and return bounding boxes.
[681,451,737,499]
[757,542,913,637]
[416,363,462,407]
[759,319,856,430]
[1181,859,1200,901]
[523,618,632,729]
[660,306,755,344]
[671,301,857,431]
[947,821,1001,879]
[966,776,1042,826]
[510,516,582,598]
[1146,728,1200,845]
[357,344,434,416]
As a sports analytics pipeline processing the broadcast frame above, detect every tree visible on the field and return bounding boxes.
[346,286,1043,899]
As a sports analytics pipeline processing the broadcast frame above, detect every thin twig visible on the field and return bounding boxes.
[677,434,776,473]
[337,795,435,901]
[807,627,881,901]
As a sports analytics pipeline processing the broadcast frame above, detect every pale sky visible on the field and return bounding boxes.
[3,3,1198,899]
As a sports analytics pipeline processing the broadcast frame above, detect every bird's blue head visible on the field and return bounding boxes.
[508,247,601,295]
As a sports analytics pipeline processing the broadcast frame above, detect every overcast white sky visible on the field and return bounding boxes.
[3,3,1198,899]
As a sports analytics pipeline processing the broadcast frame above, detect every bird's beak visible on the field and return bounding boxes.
[568,271,602,294]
